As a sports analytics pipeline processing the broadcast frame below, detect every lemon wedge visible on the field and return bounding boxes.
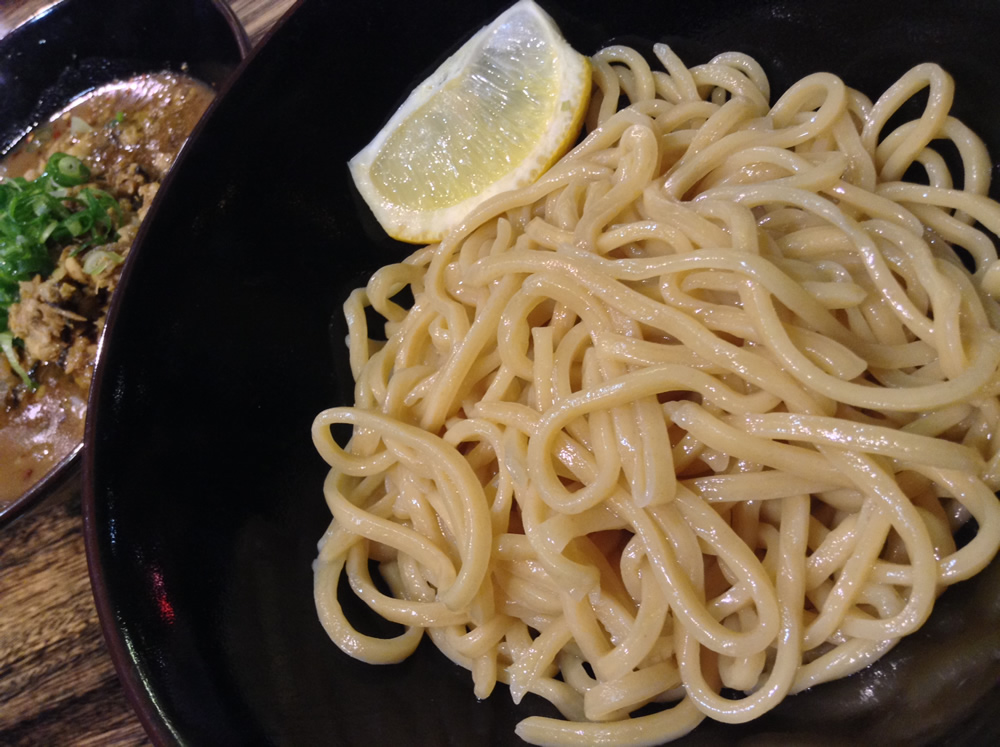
[349,0,591,244]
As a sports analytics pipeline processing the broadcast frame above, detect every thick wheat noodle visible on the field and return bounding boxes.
[312,39,1000,746]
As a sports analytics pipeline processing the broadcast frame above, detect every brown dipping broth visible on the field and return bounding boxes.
[0,73,214,505]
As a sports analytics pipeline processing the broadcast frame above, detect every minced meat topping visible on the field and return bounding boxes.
[0,72,214,408]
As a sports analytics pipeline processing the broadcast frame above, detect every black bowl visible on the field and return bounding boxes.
[0,0,249,527]
[84,0,1000,744]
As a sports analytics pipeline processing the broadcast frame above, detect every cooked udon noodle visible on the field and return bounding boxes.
[312,43,1000,745]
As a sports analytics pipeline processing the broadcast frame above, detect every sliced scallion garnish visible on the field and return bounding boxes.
[47,152,91,187]
[0,331,34,389]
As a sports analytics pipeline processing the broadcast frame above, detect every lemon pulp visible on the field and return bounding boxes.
[350,0,591,243]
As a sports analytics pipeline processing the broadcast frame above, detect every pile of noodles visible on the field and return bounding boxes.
[312,43,1000,745]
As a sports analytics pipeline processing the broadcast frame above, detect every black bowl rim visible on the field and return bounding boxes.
[0,0,251,530]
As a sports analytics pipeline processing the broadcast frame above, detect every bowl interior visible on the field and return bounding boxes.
[0,0,247,527]
[85,0,1000,744]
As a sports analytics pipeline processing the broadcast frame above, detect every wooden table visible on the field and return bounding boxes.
[0,1,296,743]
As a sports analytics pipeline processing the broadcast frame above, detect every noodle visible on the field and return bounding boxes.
[312,40,1000,745]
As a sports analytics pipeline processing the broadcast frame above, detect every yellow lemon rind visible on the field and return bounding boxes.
[349,0,592,245]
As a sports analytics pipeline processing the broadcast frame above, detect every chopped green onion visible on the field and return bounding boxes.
[0,182,17,211]
[46,152,91,187]
[82,249,124,275]
[38,220,58,243]
[0,331,34,389]
[9,191,52,224]
[64,212,94,237]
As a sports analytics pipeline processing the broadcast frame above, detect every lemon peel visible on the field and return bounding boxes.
[349,0,591,244]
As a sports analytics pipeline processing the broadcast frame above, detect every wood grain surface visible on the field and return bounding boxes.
[0,1,296,744]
